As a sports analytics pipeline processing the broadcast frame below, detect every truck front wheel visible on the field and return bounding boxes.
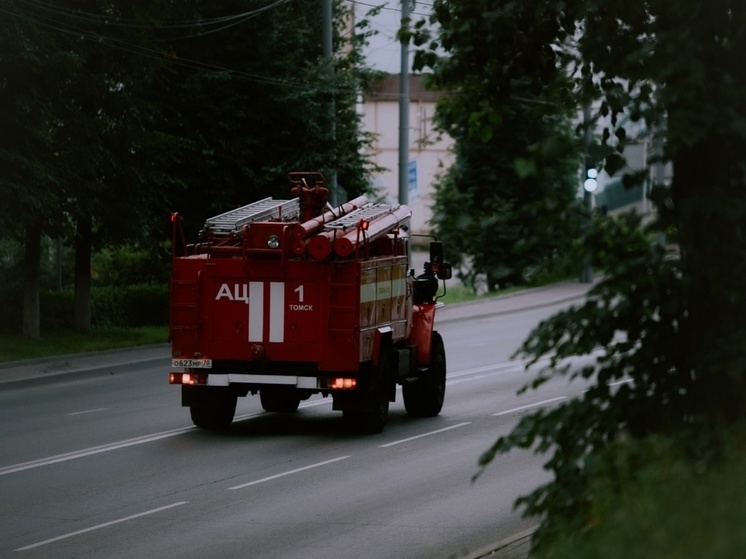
[403,331,446,417]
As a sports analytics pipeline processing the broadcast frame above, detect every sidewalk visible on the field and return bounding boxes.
[0,343,171,390]
[436,280,593,324]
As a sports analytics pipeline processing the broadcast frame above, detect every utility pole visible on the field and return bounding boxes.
[322,0,339,205]
[398,0,412,205]
[580,103,595,283]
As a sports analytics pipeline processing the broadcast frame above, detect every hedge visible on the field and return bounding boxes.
[0,284,169,332]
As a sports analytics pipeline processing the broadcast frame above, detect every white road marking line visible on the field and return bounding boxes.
[0,426,196,476]
[379,422,471,448]
[492,397,566,417]
[1,403,324,477]
[14,501,188,551]
[298,398,332,409]
[0,359,567,477]
[448,361,530,379]
[228,456,350,490]
[66,408,107,416]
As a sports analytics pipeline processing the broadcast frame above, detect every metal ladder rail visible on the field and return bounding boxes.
[205,198,300,235]
[323,204,398,231]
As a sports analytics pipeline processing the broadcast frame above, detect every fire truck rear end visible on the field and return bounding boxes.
[169,172,451,433]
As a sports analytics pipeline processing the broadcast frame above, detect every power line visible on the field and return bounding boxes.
[350,0,434,19]
[1,0,364,94]
[10,0,294,31]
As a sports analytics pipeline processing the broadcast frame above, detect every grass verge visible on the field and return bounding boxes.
[540,433,746,559]
[0,326,169,364]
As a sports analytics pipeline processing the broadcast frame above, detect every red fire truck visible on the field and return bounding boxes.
[169,172,451,433]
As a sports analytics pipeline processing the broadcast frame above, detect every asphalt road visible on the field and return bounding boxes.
[0,282,594,559]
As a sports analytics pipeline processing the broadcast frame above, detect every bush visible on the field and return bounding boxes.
[0,284,169,333]
[90,284,169,328]
[92,244,170,286]
[42,290,74,330]
[119,284,170,327]
[0,286,23,332]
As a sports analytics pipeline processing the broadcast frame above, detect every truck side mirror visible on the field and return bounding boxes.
[429,241,452,280]
[429,241,443,268]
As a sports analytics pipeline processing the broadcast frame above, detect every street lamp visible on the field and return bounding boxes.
[580,163,596,283]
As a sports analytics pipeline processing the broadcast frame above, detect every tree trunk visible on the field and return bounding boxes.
[672,131,746,426]
[73,215,93,333]
[22,224,42,339]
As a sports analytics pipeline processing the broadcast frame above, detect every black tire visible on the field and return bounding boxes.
[343,347,391,434]
[403,331,446,417]
[189,396,237,430]
[260,387,301,413]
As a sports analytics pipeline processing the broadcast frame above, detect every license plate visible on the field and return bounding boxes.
[172,359,213,369]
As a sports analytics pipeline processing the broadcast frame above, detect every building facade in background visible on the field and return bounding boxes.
[594,139,672,221]
[360,74,453,236]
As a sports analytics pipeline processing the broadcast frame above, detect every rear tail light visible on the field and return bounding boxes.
[169,372,208,385]
[328,378,357,390]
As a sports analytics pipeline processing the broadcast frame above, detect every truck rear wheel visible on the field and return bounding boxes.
[343,388,388,434]
[260,387,301,413]
[189,397,237,430]
[403,331,446,417]
[343,347,391,434]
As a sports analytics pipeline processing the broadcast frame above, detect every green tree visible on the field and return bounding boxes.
[25,0,187,332]
[457,0,746,552]
[155,0,379,238]
[413,1,583,292]
[0,1,71,337]
[1,0,187,333]
[1,0,378,334]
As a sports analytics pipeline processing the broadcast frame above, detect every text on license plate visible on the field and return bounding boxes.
[172,359,212,369]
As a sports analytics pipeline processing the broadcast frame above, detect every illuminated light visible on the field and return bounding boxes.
[267,235,281,249]
[583,178,598,192]
[330,378,357,389]
[584,167,598,192]
[169,373,208,385]
[359,219,369,231]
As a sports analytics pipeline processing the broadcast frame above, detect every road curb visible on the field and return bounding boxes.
[0,344,170,391]
[460,526,537,559]
[437,293,587,324]
[0,356,171,391]
[437,280,593,325]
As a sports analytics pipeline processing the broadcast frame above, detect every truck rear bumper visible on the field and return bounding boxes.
[205,373,320,389]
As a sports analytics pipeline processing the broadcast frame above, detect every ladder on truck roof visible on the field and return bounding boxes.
[323,203,399,231]
[204,198,300,236]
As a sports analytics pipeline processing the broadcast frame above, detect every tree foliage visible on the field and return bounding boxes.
[154,0,380,238]
[418,0,746,552]
[0,0,377,334]
[413,1,583,292]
